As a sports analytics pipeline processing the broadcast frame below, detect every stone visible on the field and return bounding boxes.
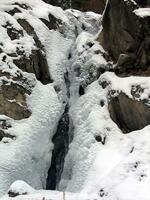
[0,82,31,120]
[40,14,62,31]
[99,0,150,75]
[2,22,23,40]
[6,7,21,16]
[0,130,15,142]
[99,0,139,60]
[43,0,106,13]
[16,19,53,84]
[0,119,11,129]
[80,0,107,14]
[79,85,85,96]
[108,93,150,133]
[12,3,31,10]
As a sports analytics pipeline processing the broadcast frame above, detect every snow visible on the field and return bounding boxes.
[8,180,35,195]
[0,12,35,57]
[0,81,63,196]
[134,8,150,18]
[4,71,150,200]
[0,0,150,200]
[124,0,137,5]
[0,0,69,23]
[0,0,70,196]
[2,186,100,200]
[45,31,72,94]
[0,0,102,197]
[100,72,150,100]
[60,72,150,200]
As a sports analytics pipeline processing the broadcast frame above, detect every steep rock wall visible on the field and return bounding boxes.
[99,0,150,76]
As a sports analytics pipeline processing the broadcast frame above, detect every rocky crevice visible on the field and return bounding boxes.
[46,105,74,190]
[1,0,150,195]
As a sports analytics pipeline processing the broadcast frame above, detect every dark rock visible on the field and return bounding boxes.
[6,7,21,16]
[12,3,31,10]
[99,0,150,75]
[99,80,110,89]
[17,19,34,34]
[0,119,11,129]
[100,100,105,107]
[0,130,15,142]
[130,147,134,153]
[40,14,62,31]
[100,0,139,60]
[79,85,85,96]
[95,135,106,144]
[97,67,106,74]
[8,190,27,197]
[43,0,106,13]
[54,85,61,93]
[135,0,150,7]
[43,0,69,10]
[74,64,81,77]
[131,85,145,99]
[16,19,53,84]
[64,71,71,98]
[82,64,107,87]
[116,53,136,67]
[0,82,31,120]
[87,42,94,48]
[80,0,107,14]
[99,188,108,197]
[2,55,7,62]
[2,22,23,40]
[68,52,72,60]
[8,191,20,197]
[43,0,51,3]
[108,93,150,133]
[95,135,102,142]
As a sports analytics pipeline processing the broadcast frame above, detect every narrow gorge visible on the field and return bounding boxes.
[0,0,150,200]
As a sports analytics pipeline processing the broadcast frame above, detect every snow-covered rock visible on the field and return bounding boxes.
[0,0,150,200]
[0,0,71,196]
[134,7,150,17]
[8,181,35,197]
[0,0,102,197]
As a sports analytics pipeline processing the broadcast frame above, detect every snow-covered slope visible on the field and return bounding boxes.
[0,0,71,195]
[60,72,150,200]
[0,0,102,197]
[0,0,150,200]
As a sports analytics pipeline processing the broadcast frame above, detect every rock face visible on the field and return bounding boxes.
[0,82,31,120]
[1,0,150,199]
[0,1,72,195]
[0,1,59,130]
[81,0,106,13]
[0,1,60,124]
[108,93,150,133]
[99,73,150,134]
[100,0,150,75]
[43,0,106,13]
[15,18,53,85]
[43,0,69,9]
